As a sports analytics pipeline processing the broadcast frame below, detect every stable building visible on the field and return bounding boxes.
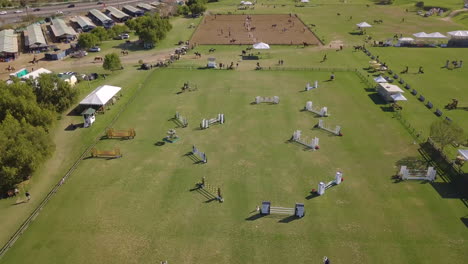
[137,3,155,12]
[25,24,48,51]
[105,6,131,22]
[50,18,77,41]
[0,29,18,61]
[73,16,96,32]
[88,9,114,28]
[122,5,145,17]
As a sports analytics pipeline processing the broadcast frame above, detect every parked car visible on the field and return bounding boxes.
[33,8,41,12]
[0,11,7,15]
[68,4,75,8]
[121,33,130,39]
[88,47,101,52]
[97,1,103,4]
[14,10,23,13]
[56,10,63,15]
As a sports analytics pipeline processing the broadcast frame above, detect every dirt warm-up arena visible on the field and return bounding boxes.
[190,14,321,45]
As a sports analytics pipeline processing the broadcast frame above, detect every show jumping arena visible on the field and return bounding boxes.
[190,14,321,45]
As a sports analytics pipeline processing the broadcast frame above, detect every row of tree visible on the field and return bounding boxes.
[0,75,78,193]
[125,13,172,47]
[177,0,208,17]
[78,25,130,49]
[79,14,173,49]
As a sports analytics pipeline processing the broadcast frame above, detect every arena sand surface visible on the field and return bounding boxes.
[191,14,321,45]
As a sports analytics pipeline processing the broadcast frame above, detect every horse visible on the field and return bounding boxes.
[250,27,256,31]
[94,57,103,62]
[209,48,216,53]
[194,52,201,58]
[271,24,277,28]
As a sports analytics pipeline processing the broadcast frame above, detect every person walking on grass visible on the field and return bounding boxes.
[25,191,31,202]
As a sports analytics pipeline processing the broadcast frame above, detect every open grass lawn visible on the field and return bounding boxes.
[1,69,467,264]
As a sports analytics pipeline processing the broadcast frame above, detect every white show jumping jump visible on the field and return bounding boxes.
[291,130,319,150]
[316,119,342,136]
[175,112,188,127]
[317,171,343,196]
[255,96,280,104]
[192,145,207,163]
[304,101,329,117]
[305,81,318,91]
[260,201,305,218]
[398,166,436,181]
[200,114,225,129]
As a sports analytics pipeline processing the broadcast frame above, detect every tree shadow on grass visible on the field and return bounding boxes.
[461,217,468,228]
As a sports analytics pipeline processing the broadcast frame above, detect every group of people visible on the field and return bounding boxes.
[445,60,463,69]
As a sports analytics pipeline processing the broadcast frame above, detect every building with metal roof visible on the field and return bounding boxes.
[105,6,130,22]
[122,5,145,17]
[25,24,48,50]
[74,16,96,32]
[88,9,114,28]
[50,18,77,41]
[137,3,155,11]
[0,29,19,60]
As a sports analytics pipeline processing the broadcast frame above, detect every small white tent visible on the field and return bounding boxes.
[413,32,429,38]
[79,85,122,106]
[373,76,387,83]
[390,93,407,101]
[253,42,270,49]
[301,0,309,2]
[356,22,372,28]
[427,32,447,38]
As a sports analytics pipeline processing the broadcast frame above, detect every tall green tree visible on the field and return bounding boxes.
[430,119,465,150]
[0,81,54,128]
[31,74,78,112]
[125,14,172,47]
[0,114,54,192]
[90,26,109,41]
[78,33,100,49]
[103,53,122,71]
[109,24,130,39]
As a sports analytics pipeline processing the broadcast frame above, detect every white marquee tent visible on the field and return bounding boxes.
[373,76,387,83]
[79,85,122,106]
[427,32,447,38]
[413,32,429,38]
[390,93,407,101]
[253,42,270,49]
[356,22,372,28]
[458,149,468,160]
[447,30,468,39]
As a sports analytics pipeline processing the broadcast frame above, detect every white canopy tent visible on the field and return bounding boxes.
[301,0,309,2]
[427,32,447,38]
[447,30,468,39]
[458,149,468,160]
[373,76,387,83]
[413,32,429,38]
[253,42,270,49]
[356,22,372,28]
[21,68,52,80]
[79,85,122,106]
[390,93,407,101]
[241,1,253,5]
[399,37,414,42]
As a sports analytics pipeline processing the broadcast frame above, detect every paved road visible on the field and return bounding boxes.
[0,0,154,24]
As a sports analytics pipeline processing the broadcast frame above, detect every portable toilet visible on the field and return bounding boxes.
[82,108,96,128]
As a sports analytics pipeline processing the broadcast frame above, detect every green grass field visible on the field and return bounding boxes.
[1,1,468,263]
[1,69,467,264]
